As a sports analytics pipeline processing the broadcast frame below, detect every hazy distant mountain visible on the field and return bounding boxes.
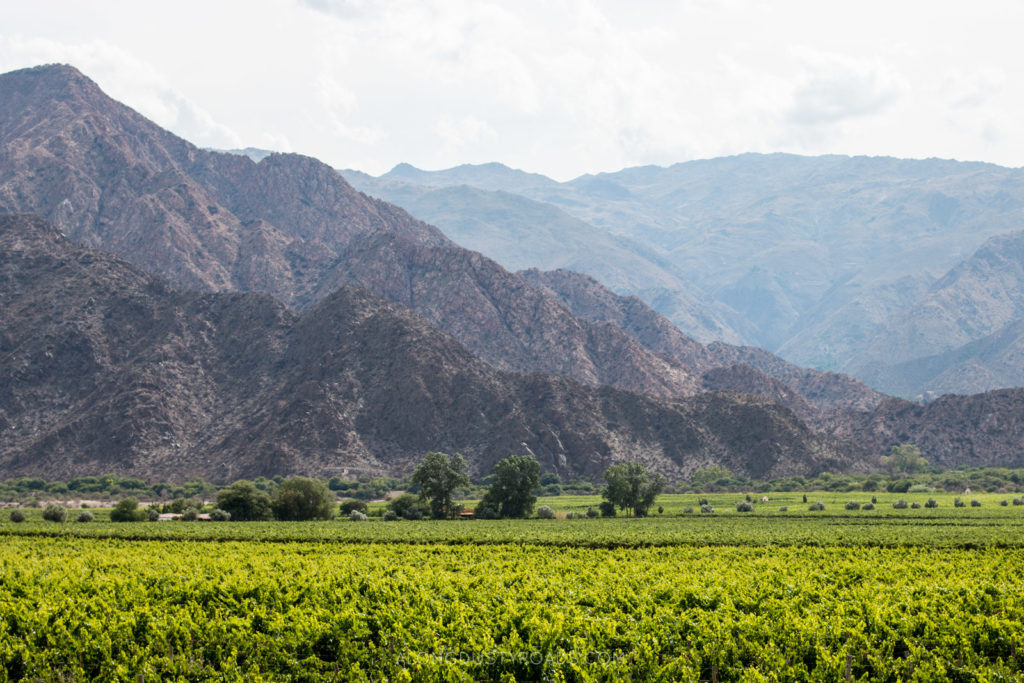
[342,172,745,344]
[854,230,1024,395]
[355,156,1024,395]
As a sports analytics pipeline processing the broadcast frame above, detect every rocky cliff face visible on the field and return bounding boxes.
[0,64,705,401]
[0,214,853,481]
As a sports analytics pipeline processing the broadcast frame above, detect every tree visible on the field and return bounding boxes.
[602,462,666,517]
[271,477,334,521]
[881,444,929,475]
[386,493,426,520]
[217,480,273,521]
[478,455,540,519]
[411,452,470,519]
[110,498,145,522]
[689,465,733,491]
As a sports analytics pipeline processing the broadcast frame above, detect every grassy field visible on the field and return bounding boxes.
[2,492,1024,681]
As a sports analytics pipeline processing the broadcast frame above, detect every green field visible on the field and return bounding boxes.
[2,493,1024,681]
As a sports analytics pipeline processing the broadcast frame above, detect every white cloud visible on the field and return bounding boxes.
[786,49,905,127]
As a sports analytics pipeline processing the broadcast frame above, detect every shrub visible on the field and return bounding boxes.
[42,504,67,522]
[862,502,875,511]
[735,500,754,512]
[892,499,909,509]
[110,498,144,522]
[778,506,788,512]
[1001,499,1009,506]
[910,502,921,509]
[808,501,825,511]
[349,510,368,521]
[971,499,982,507]
[700,504,714,514]
[536,505,555,519]
[76,511,94,523]
[954,497,966,508]
[924,498,939,508]
[382,510,399,521]
[181,507,199,521]
[147,507,160,522]
[1013,497,1024,506]
[209,508,231,522]
[599,501,616,517]
[683,506,694,514]
[585,507,599,518]
[657,505,664,515]
[339,499,368,515]
[844,501,861,511]
[9,509,25,523]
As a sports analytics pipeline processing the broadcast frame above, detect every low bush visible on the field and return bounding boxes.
[599,501,616,517]
[735,500,754,512]
[954,497,966,508]
[9,509,25,523]
[42,504,66,523]
[971,499,982,507]
[536,505,555,519]
[778,506,788,512]
[181,508,199,521]
[76,511,94,523]
[862,502,875,511]
[1000,499,1009,506]
[910,502,922,509]
[700,504,714,514]
[892,499,909,509]
[683,506,694,514]
[349,510,368,521]
[585,507,599,518]
[1013,497,1024,506]
[209,508,231,521]
[844,501,861,511]
[382,510,399,521]
[924,498,938,508]
[808,501,825,511]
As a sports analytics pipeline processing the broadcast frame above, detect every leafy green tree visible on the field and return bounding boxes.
[411,452,470,519]
[881,444,929,475]
[386,493,426,520]
[602,462,666,517]
[689,465,733,491]
[217,480,273,521]
[110,498,144,522]
[271,477,334,521]
[478,455,540,519]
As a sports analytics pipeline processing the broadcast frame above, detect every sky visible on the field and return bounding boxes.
[0,0,1021,180]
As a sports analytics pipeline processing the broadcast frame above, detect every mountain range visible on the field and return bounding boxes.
[343,155,1024,399]
[1,63,1023,481]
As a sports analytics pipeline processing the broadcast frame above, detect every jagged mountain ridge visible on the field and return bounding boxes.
[0,64,705,400]
[358,156,1024,396]
[0,213,854,481]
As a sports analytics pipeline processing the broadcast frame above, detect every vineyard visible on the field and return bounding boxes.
[2,494,1024,680]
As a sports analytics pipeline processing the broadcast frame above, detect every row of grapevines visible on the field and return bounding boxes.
[1,537,1022,680]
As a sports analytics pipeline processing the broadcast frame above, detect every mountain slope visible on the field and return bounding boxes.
[854,230,1024,395]
[0,63,705,400]
[341,171,744,343]
[0,213,853,481]
[370,155,1024,392]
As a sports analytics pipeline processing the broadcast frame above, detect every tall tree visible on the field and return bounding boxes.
[602,462,665,517]
[216,480,273,521]
[271,477,334,521]
[411,452,470,519]
[478,454,541,518]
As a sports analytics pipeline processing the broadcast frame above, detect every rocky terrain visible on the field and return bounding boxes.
[0,214,853,481]
[347,156,1024,397]
[2,63,1024,482]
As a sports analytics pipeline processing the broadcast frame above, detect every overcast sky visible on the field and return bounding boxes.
[1,1,1021,180]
